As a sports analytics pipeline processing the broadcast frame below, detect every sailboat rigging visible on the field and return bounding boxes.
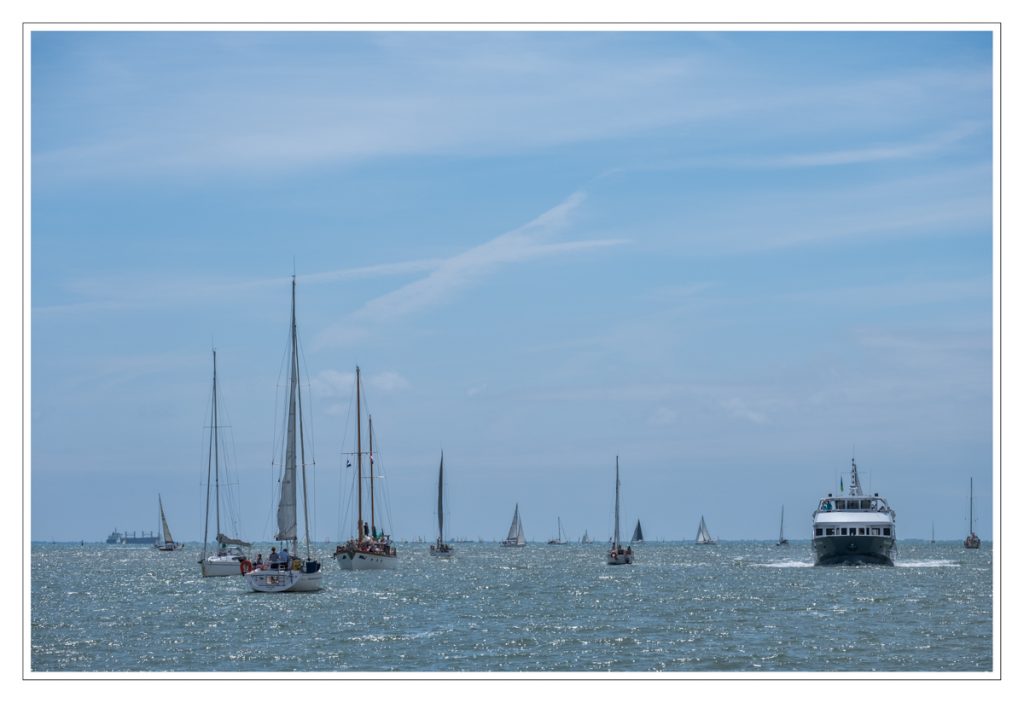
[430,452,453,556]
[501,503,526,547]
[199,350,251,576]
[607,457,633,565]
[154,494,183,551]
[334,367,398,569]
[548,517,567,544]
[695,515,717,545]
[964,477,981,549]
[776,506,788,546]
[244,276,322,592]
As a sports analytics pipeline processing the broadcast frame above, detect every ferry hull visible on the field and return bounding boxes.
[813,535,895,566]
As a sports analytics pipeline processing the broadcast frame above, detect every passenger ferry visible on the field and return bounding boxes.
[812,457,896,566]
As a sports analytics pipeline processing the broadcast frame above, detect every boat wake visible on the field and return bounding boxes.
[895,559,959,568]
[754,560,814,568]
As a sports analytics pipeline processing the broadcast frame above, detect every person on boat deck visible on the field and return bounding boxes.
[363,521,370,538]
[268,547,280,566]
[281,547,290,566]
[255,553,263,566]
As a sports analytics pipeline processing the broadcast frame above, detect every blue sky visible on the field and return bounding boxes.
[29,30,994,545]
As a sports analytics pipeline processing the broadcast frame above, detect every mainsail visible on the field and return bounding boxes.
[275,279,300,542]
[696,515,714,544]
[437,453,445,543]
[506,504,525,545]
[159,494,174,544]
[612,458,621,549]
[631,519,644,543]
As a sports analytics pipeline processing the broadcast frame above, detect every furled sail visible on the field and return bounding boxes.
[437,453,445,542]
[216,532,252,548]
[275,281,299,542]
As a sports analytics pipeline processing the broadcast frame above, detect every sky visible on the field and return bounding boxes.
[28,29,994,546]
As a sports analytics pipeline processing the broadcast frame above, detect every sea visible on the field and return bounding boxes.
[29,540,993,675]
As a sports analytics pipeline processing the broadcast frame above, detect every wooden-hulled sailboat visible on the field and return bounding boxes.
[964,477,981,549]
[547,517,567,544]
[776,506,789,546]
[334,367,398,570]
[430,452,453,556]
[154,494,183,551]
[244,276,322,592]
[695,515,717,545]
[607,457,633,565]
[501,504,526,547]
[198,350,251,576]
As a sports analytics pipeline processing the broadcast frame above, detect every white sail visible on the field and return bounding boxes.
[503,504,525,545]
[696,515,715,544]
[159,495,174,544]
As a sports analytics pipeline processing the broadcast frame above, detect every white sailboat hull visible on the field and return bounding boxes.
[245,565,322,592]
[334,550,399,570]
[201,554,247,577]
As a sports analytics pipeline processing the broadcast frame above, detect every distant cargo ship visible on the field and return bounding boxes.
[105,528,158,545]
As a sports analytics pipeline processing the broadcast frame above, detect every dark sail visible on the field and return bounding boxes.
[631,520,644,542]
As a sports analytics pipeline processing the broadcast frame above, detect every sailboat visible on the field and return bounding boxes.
[580,529,592,544]
[501,503,526,547]
[631,519,644,543]
[430,452,453,556]
[964,477,981,549]
[244,277,322,592]
[334,367,398,570]
[776,506,789,546]
[695,515,717,545]
[607,457,633,565]
[198,350,251,576]
[154,494,183,551]
[547,517,567,544]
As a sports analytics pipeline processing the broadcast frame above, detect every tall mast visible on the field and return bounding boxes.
[294,280,311,558]
[356,366,363,542]
[202,351,215,559]
[613,456,621,549]
[970,477,974,534]
[368,414,375,539]
[212,349,221,540]
[438,452,444,543]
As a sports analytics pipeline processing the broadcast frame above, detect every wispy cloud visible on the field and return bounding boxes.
[349,191,624,322]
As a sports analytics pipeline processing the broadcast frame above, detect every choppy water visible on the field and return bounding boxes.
[30,541,992,673]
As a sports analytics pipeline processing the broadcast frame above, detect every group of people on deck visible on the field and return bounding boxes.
[252,546,295,570]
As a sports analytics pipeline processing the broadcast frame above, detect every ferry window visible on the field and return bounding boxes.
[815,528,823,536]
[858,527,866,535]
[871,528,880,535]
[840,527,847,536]
[836,500,846,510]
[883,528,891,536]
[861,500,871,510]
[826,528,835,536]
